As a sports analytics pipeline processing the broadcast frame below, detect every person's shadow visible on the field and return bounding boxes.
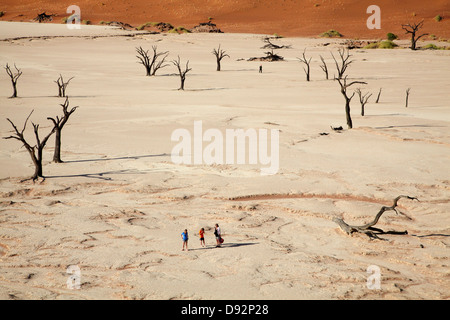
[188,242,258,251]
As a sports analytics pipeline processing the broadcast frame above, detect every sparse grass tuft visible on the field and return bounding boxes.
[423,43,448,50]
[320,29,342,38]
[364,40,398,49]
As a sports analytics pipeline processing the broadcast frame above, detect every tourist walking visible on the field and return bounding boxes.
[181,229,189,251]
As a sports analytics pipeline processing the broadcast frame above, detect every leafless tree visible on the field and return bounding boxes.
[172,56,192,90]
[5,63,22,98]
[212,45,230,71]
[335,76,367,129]
[375,88,382,103]
[297,49,312,81]
[405,88,411,108]
[3,110,56,181]
[319,55,329,80]
[47,97,78,163]
[136,46,169,76]
[355,88,372,116]
[401,21,428,50]
[331,48,353,79]
[54,74,74,97]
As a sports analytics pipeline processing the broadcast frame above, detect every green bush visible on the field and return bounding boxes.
[320,30,342,38]
[435,15,443,22]
[387,32,398,41]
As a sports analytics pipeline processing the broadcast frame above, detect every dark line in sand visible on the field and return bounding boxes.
[223,193,389,205]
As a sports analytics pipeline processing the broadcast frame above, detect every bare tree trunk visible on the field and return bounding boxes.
[5,63,22,98]
[54,74,74,97]
[3,111,56,181]
[356,88,372,116]
[336,76,367,129]
[47,97,78,163]
[345,97,353,129]
[405,88,411,108]
[297,49,312,81]
[375,88,382,103]
[319,55,328,80]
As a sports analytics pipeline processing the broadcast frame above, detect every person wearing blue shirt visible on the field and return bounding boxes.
[181,229,189,251]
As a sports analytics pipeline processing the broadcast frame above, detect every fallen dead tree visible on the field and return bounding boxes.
[261,37,291,49]
[333,195,419,240]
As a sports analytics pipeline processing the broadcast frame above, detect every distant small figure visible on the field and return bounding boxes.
[214,224,222,247]
[259,65,263,73]
[199,228,206,247]
[181,229,189,251]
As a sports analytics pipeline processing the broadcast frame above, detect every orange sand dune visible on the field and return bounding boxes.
[1,0,450,38]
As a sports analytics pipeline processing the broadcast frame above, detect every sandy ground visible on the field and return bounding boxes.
[0,22,449,300]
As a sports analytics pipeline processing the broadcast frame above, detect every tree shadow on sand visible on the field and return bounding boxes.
[45,169,147,181]
[63,153,168,164]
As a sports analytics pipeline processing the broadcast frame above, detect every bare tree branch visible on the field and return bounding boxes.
[331,48,353,79]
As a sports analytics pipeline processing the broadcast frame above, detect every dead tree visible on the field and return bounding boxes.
[3,111,56,181]
[405,88,411,108]
[261,37,291,49]
[297,49,312,81]
[172,56,192,90]
[331,48,353,79]
[212,45,230,71]
[5,63,22,98]
[333,195,419,240]
[136,46,169,76]
[263,49,284,61]
[401,21,428,50]
[319,55,329,80]
[54,74,74,97]
[33,12,54,23]
[375,88,382,103]
[335,76,367,129]
[47,97,78,163]
[355,88,372,116]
